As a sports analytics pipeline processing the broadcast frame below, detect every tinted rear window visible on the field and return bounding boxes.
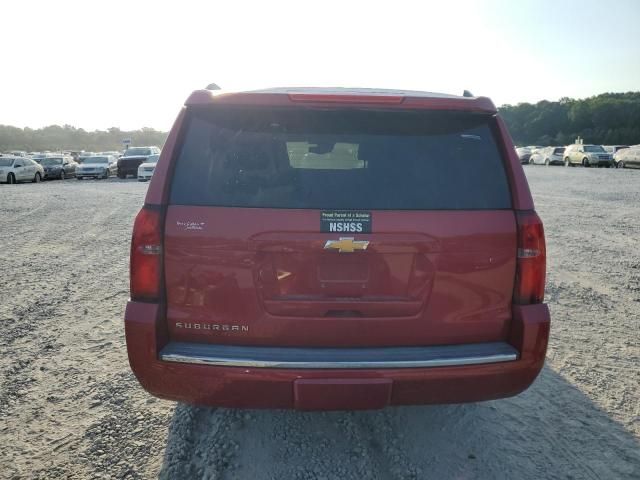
[170,107,511,210]
[125,148,151,156]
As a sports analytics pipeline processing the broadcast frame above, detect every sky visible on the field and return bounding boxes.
[2,0,639,131]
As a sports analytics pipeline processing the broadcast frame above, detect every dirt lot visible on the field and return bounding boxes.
[1,168,639,480]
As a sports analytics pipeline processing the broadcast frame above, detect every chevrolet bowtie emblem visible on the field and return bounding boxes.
[324,237,370,253]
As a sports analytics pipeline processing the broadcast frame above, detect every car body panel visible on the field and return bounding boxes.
[164,207,517,347]
[184,87,498,113]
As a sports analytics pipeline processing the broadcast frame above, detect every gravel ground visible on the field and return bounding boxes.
[0,168,638,479]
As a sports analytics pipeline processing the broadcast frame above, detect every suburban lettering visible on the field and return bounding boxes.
[174,322,249,333]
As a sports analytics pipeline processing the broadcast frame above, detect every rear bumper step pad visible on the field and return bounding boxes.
[159,341,518,369]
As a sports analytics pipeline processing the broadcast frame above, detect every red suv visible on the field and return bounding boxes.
[125,87,549,410]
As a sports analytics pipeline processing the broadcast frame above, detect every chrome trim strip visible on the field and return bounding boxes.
[160,341,518,369]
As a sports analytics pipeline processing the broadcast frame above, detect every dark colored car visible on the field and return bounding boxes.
[117,147,161,178]
[40,155,78,179]
[125,87,549,410]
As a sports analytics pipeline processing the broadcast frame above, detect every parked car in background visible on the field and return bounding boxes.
[8,150,28,157]
[69,151,82,162]
[563,144,613,167]
[40,155,78,179]
[117,146,161,178]
[529,146,565,166]
[516,146,532,164]
[31,153,49,163]
[99,151,123,159]
[614,145,640,169]
[603,145,628,156]
[0,156,44,184]
[78,152,97,163]
[76,155,117,179]
[137,154,160,181]
[125,86,549,410]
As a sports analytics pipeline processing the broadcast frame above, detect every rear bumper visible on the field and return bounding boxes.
[118,164,142,175]
[125,302,550,410]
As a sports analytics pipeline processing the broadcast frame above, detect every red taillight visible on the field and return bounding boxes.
[513,211,546,304]
[130,206,163,302]
[288,94,404,105]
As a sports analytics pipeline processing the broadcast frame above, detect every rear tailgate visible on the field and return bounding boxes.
[163,106,516,348]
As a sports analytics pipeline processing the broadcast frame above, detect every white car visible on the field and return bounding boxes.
[0,156,45,184]
[137,154,160,181]
[529,146,566,165]
[76,155,118,180]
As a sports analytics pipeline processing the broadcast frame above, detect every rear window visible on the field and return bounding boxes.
[169,107,512,210]
[584,145,605,153]
[125,148,152,156]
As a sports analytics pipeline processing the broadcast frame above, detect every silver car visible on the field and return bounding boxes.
[563,144,613,167]
[76,155,118,180]
[614,145,640,169]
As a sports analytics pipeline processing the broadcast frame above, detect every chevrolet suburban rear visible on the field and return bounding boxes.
[124,87,550,410]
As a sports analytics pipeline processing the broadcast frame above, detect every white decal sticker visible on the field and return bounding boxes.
[177,221,206,231]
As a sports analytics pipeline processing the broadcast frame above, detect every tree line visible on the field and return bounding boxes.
[0,125,168,153]
[498,91,640,146]
[2,91,639,152]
